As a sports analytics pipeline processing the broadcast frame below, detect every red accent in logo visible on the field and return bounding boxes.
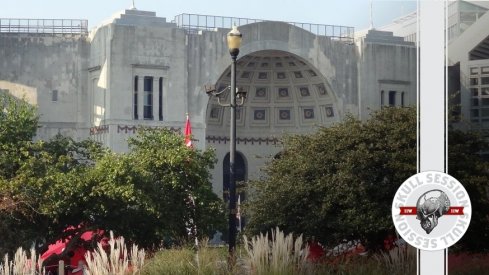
[399,207,417,215]
[399,206,464,215]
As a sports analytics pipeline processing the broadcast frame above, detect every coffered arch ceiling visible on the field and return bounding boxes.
[205,50,339,141]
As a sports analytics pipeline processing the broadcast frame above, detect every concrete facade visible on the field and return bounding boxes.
[0,34,89,139]
[448,5,489,135]
[367,0,489,137]
[0,8,416,197]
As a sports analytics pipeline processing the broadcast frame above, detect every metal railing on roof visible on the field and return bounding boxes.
[0,18,88,34]
[173,13,354,42]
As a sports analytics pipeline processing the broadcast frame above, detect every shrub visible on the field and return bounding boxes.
[141,240,228,275]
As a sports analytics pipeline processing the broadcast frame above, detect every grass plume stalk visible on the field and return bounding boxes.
[374,245,416,274]
[85,231,145,275]
[243,227,309,275]
[0,247,45,275]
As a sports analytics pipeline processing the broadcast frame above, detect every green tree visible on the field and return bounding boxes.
[1,129,225,255]
[0,93,39,179]
[245,107,489,251]
[0,134,106,256]
[1,93,225,256]
[77,128,225,248]
[448,129,489,251]
[244,107,418,249]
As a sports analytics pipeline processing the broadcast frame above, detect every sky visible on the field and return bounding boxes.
[0,0,417,31]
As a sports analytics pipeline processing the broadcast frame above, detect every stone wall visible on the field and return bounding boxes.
[0,33,90,140]
[357,30,417,120]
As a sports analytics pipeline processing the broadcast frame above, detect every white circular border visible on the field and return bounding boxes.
[391,171,471,251]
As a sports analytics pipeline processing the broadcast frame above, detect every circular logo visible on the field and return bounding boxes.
[391,171,471,251]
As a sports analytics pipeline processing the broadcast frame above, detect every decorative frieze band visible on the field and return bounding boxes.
[117,125,181,134]
[89,125,109,135]
[89,124,181,135]
[206,135,280,145]
[117,125,138,134]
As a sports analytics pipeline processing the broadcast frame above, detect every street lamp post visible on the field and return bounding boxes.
[227,25,242,256]
[204,25,243,256]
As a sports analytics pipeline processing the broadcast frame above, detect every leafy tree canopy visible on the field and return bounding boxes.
[245,107,489,251]
[0,93,225,256]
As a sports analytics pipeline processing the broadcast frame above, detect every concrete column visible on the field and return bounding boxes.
[396,91,401,107]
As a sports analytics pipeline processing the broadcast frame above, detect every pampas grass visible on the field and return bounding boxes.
[0,247,45,275]
[84,231,145,275]
[243,227,309,275]
[374,244,416,275]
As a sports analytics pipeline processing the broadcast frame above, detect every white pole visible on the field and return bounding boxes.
[58,260,64,275]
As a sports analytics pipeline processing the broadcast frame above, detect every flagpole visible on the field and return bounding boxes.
[184,114,198,250]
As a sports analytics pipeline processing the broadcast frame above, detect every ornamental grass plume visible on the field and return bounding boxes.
[140,238,229,275]
[84,231,145,275]
[0,247,45,275]
[243,227,309,275]
[374,244,416,274]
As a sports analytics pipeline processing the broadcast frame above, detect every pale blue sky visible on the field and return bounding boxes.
[0,0,416,30]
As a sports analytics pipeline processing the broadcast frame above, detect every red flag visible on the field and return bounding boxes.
[184,114,192,148]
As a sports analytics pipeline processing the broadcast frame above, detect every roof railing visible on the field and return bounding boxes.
[0,18,88,35]
[172,13,354,42]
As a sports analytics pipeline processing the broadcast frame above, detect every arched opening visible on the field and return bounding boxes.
[223,151,247,230]
[205,50,340,232]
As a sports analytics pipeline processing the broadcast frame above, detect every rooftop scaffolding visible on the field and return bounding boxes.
[173,13,354,42]
[0,18,88,34]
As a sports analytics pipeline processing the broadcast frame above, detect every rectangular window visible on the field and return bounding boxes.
[482,98,489,106]
[481,77,489,85]
[51,90,58,102]
[159,77,163,121]
[134,76,138,120]
[482,109,489,117]
[52,90,58,102]
[144,76,153,120]
[482,67,489,74]
[401,92,405,107]
[380,90,384,106]
[472,98,479,107]
[472,109,479,118]
[389,91,396,106]
[470,78,479,85]
[471,88,479,96]
[470,67,479,75]
[482,87,489,96]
